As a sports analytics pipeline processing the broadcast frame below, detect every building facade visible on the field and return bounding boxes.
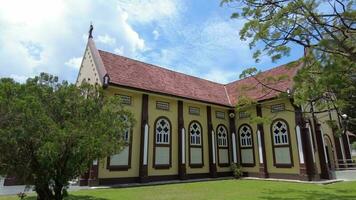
[76,34,353,186]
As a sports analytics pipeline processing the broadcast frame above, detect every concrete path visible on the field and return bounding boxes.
[0,185,90,196]
[241,177,343,184]
[335,170,356,181]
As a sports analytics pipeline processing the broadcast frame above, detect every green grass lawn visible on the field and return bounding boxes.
[1,179,356,200]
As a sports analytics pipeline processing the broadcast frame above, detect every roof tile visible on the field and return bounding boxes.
[98,50,301,107]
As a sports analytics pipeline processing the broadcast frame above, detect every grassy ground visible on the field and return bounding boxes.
[1,179,356,200]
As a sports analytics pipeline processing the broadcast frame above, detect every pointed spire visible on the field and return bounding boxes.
[88,22,94,39]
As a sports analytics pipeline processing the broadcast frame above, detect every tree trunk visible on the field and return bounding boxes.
[54,183,64,200]
[35,184,54,200]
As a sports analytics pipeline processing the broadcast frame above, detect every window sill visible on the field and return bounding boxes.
[274,163,293,168]
[189,163,204,168]
[107,165,131,171]
[154,164,171,169]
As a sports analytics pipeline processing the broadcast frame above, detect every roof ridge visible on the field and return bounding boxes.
[224,85,232,106]
[225,60,301,86]
[98,49,226,86]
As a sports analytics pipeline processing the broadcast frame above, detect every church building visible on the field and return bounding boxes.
[76,28,353,186]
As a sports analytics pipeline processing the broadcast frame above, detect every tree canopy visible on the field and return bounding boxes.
[221,0,356,128]
[0,73,134,200]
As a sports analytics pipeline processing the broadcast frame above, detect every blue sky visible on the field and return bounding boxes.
[0,0,303,84]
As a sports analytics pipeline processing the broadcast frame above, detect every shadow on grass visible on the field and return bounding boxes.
[260,188,356,200]
[24,195,108,200]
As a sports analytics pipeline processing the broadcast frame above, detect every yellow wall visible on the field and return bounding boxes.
[147,95,179,176]
[97,85,310,179]
[183,102,210,174]
[211,106,231,172]
[235,105,259,173]
[98,87,142,178]
[261,99,300,175]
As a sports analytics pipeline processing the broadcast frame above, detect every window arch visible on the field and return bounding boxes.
[107,115,132,171]
[153,117,172,169]
[270,118,293,168]
[155,117,170,144]
[238,124,255,167]
[189,121,204,168]
[217,125,228,147]
[272,120,289,145]
[216,124,229,167]
[239,124,252,147]
[121,115,130,142]
[190,121,202,146]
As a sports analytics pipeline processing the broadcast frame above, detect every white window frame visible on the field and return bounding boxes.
[155,118,170,144]
[190,122,202,146]
[239,125,253,147]
[272,120,289,145]
[217,125,228,147]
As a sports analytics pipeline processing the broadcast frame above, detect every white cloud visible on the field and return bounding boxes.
[97,34,116,45]
[152,30,160,40]
[10,74,28,83]
[117,0,181,24]
[65,57,82,69]
[202,69,239,84]
[114,46,125,55]
[114,11,146,55]
[0,0,281,85]
[0,0,160,82]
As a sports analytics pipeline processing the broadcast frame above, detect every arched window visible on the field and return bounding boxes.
[107,115,132,171]
[121,115,130,142]
[239,124,252,147]
[270,119,293,168]
[216,124,229,167]
[189,121,204,167]
[272,120,289,145]
[238,124,255,167]
[154,117,172,169]
[155,118,170,144]
[217,125,228,147]
[190,121,202,146]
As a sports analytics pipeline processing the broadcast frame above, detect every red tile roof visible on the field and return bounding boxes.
[98,49,301,107]
[225,62,302,105]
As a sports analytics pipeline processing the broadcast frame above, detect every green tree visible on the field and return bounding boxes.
[0,73,134,200]
[221,0,355,120]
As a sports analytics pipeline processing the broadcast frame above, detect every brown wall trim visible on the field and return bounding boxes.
[99,177,139,185]
[207,106,217,177]
[238,124,256,167]
[88,160,99,186]
[153,116,172,169]
[186,173,210,179]
[314,122,331,179]
[216,124,230,167]
[228,110,237,165]
[188,120,204,168]
[292,103,315,180]
[216,171,233,177]
[268,173,305,180]
[139,94,149,182]
[178,100,187,179]
[327,109,344,164]
[256,105,269,177]
[270,118,294,168]
[108,83,232,108]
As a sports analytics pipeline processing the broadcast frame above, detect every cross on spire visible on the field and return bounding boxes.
[88,22,94,39]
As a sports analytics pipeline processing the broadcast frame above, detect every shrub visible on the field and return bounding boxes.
[231,163,243,179]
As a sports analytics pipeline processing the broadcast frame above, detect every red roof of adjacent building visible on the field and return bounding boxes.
[98,49,301,107]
